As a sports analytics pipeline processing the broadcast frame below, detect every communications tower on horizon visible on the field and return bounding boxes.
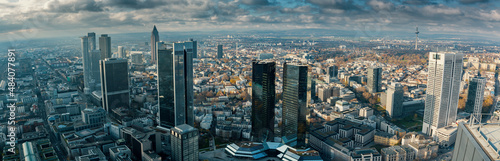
[415,26,419,50]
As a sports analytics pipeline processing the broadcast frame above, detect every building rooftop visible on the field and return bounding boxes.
[172,124,196,133]
[467,123,500,160]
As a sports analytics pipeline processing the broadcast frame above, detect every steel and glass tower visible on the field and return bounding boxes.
[99,34,111,60]
[151,25,159,63]
[466,77,486,121]
[282,62,308,147]
[157,42,194,128]
[251,60,275,142]
[100,58,130,114]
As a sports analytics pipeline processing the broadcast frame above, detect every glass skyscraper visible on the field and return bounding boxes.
[367,67,382,93]
[157,42,194,128]
[99,34,111,60]
[282,62,308,147]
[251,61,275,142]
[217,44,223,58]
[100,58,130,115]
[151,25,159,63]
[466,77,486,121]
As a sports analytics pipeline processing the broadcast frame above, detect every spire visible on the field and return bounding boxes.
[153,25,157,31]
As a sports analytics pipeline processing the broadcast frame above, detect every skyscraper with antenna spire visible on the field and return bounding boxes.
[151,25,159,64]
[415,26,419,50]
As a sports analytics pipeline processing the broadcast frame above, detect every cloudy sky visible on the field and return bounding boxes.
[1,0,500,42]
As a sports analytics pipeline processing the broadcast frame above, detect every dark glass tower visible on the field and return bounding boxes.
[251,61,275,142]
[282,62,308,147]
[99,34,111,60]
[151,25,159,64]
[466,77,486,120]
[217,45,223,58]
[187,38,197,59]
[328,65,338,78]
[157,42,194,128]
[367,67,382,93]
[100,58,129,114]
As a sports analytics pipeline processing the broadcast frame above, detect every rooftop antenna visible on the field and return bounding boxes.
[415,26,419,50]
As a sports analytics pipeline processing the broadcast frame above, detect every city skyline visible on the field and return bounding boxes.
[3,1,500,160]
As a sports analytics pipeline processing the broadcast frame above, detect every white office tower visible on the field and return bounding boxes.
[117,46,125,58]
[422,52,463,136]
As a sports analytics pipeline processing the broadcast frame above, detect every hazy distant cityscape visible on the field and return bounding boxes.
[2,0,500,161]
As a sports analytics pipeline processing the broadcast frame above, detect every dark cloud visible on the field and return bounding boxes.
[459,0,489,4]
[104,0,172,9]
[45,0,104,12]
[306,0,361,10]
[240,0,270,6]
[2,0,500,41]
[403,0,438,5]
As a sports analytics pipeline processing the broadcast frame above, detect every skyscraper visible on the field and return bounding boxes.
[282,62,308,147]
[157,42,194,128]
[217,44,223,58]
[82,33,101,94]
[466,77,486,121]
[328,65,338,78]
[188,38,197,59]
[81,36,91,94]
[367,67,382,93]
[170,124,199,161]
[151,25,159,63]
[423,52,463,136]
[88,32,96,51]
[100,58,130,114]
[90,50,101,86]
[117,46,125,58]
[251,61,275,142]
[386,82,404,118]
[99,34,111,60]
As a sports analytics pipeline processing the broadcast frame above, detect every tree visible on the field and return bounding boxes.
[483,95,494,113]
[362,92,371,101]
[458,97,466,111]
[403,86,409,92]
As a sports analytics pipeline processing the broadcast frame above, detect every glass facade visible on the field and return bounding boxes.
[158,42,194,128]
[99,34,111,60]
[282,63,308,147]
[100,58,130,113]
[251,61,275,142]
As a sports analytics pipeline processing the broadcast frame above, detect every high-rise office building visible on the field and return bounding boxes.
[328,65,338,78]
[90,50,101,86]
[151,25,159,63]
[217,44,223,58]
[251,61,275,142]
[100,58,130,114]
[423,52,463,136]
[187,38,197,58]
[466,77,486,121]
[157,42,194,128]
[81,33,101,94]
[99,34,111,60]
[386,82,404,118]
[88,32,96,51]
[170,124,199,161]
[282,62,309,147]
[452,122,500,161]
[367,67,382,93]
[117,46,125,58]
[81,36,92,94]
